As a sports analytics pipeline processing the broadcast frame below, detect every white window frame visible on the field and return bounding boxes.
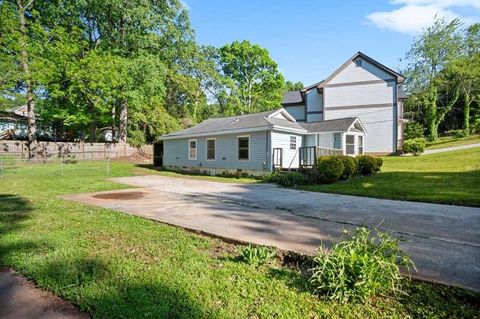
[206,138,216,161]
[345,134,355,156]
[188,139,197,160]
[237,135,250,161]
[290,136,297,150]
[357,134,364,155]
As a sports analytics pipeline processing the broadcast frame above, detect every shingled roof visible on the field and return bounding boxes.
[300,117,365,133]
[282,91,304,105]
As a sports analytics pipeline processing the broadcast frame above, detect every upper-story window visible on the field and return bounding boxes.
[355,59,363,67]
[290,136,297,150]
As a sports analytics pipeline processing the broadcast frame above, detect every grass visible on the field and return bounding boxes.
[0,160,479,318]
[300,148,480,207]
[425,134,480,150]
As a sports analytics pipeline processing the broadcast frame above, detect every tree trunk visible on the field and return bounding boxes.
[463,93,471,135]
[119,100,127,143]
[425,90,438,141]
[111,105,116,142]
[16,0,37,158]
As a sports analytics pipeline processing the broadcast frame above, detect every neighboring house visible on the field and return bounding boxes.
[0,105,28,139]
[157,52,405,175]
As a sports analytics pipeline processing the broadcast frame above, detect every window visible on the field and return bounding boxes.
[333,133,342,149]
[188,139,197,160]
[358,135,364,154]
[355,59,362,67]
[290,136,297,150]
[206,138,215,160]
[346,135,355,155]
[238,136,249,160]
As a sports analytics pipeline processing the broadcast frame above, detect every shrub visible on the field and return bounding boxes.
[317,156,345,183]
[237,245,276,265]
[310,227,415,303]
[357,155,382,176]
[403,138,426,156]
[263,172,307,187]
[338,156,358,180]
[404,121,425,140]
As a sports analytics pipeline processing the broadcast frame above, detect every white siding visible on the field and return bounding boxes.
[271,131,303,169]
[284,105,305,121]
[325,82,395,107]
[326,107,394,153]
[329,59,395,84]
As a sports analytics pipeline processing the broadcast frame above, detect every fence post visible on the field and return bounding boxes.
[106,157,110,176]
[60,155,64,176]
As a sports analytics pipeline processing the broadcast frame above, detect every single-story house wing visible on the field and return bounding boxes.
[157,108,366,175]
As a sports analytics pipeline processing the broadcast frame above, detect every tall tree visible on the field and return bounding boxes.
[405,18,463,140]
[284,81,304,91]
[219,40,285,114]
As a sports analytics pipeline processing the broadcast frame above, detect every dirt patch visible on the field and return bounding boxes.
[92,191,146,200]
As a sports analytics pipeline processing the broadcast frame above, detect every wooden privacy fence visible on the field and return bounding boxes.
[0,140,152,160]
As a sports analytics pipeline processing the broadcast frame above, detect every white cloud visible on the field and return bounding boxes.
[367,0,480,34]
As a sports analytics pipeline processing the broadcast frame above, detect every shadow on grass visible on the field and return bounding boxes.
[0,194,38,263]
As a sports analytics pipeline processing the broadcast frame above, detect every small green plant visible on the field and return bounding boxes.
[317,156,345,183]
[310,227,415,303]
[403,138,426,156]
[237,244,277,266]
[357,155,382,176]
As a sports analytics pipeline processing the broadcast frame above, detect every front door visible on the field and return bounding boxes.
[272,148,282,170]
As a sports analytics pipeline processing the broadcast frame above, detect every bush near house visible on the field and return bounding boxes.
[310,227,415,303]
[404,121,425,140]
[338,155,358,180]
[403,138,426,156]
[263,171,308,187]
[317,156,345,183]
[357,155,383,176]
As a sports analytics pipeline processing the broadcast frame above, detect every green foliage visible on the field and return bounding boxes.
[357,155,382,176]
[284,81,304,91]
[404,121,425,139]
[218,40,285,113]
[317,156,345,183]
[237,244,276,266]
[263,171,308,187]
[310,227,415,303]
[338,156,358,180]
[403,138,426,156]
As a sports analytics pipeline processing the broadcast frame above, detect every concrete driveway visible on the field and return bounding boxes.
[65,175,480,291]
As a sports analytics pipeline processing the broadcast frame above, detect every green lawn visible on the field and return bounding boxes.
[425,134,480,150]
[300,148,480,207]
[0,160,479,318]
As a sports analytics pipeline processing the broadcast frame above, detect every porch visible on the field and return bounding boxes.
[298,146,343,168]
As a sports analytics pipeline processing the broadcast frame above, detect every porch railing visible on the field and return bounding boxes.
[299,146,343,168]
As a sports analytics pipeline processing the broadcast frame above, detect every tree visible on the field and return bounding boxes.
[284,81,304,91]
[219,40,285,114]
[404,18,463,140]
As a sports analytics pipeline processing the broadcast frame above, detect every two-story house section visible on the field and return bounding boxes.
[282,52,406,154]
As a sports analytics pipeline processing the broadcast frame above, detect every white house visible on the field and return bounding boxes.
[156,52,406,175]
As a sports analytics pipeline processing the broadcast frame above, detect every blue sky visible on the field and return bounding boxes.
[184,0,480,86]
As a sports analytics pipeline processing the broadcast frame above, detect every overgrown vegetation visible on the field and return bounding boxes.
[0,161,479,317]
[310,228,415,303]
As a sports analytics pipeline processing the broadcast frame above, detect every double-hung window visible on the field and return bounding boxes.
[333,133,342,149]
[290,136,297,150]
[206,138,216,160]
[188,139,197,160]
[238,136,249,160]
[346,135,355,155]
